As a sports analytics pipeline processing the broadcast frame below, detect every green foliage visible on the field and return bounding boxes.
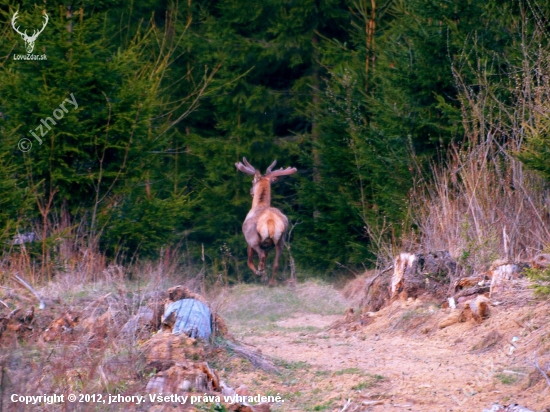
[1,0,549,278]
[0,2,200,262]
[351,374,385,390]
[525,267,550,297]
[495,373,518,386]
[334,367,362,375]
[312,402,334,411]
[99,192,193,258]
[0,151,32,244]
[517,127,550,183]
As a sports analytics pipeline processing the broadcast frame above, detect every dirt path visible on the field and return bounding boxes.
[223,292,550,412]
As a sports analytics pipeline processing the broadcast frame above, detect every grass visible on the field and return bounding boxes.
[310,401,334,411]
[276,360,310,371]
[525,266,550,296]
[217,280,348,334]
[391,307,434,331]
[334,367,362,376]
[351,374,385,390]
[38,265,179,304]
[495,373,518,385]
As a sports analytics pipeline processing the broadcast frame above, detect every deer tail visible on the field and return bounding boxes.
[259,219,277,249]
[267,219,275,239]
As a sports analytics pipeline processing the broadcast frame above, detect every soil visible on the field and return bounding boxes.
[224,297,550,412]
[2,279,549,412]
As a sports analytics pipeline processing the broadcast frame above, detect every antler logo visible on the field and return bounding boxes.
[11,11,49,54]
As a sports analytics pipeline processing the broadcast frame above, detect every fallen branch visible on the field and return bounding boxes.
[8,308,21,319]
[530,351,550,388]
[453,285,490,300]
[224,340,279,374]
[365,265,393,295]
[13,274,46,310]
[339,398,352,411]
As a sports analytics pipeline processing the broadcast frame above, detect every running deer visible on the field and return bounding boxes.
[235,158,297,286]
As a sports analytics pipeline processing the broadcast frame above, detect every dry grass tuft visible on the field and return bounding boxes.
[340,270,377,308]
[407,135,550,274]
[471,330,503,353]
[385,27,550,278]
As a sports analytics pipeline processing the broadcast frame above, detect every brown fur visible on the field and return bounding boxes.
[260,238,274,250]
[267,219,275,239]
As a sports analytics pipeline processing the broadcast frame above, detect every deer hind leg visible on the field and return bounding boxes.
[269,241,283,287]
[247,246,258,275]
[258,249,268,281]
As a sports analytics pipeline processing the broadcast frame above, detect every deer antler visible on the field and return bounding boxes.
[266,160,277,174]
[235,157,256,175]
[11,11,26,38]
[242,157,255,170]
[30,13,49,40]
[267,166,297,178]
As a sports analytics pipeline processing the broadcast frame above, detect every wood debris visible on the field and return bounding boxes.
[438,295,491,329]
[532,253,550,269]
[489,263,522,296]
[42,311,79,342]
[483,404,535,412]
[0,306,34,338]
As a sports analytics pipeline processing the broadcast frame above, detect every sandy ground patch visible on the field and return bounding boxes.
[221,290,550,412]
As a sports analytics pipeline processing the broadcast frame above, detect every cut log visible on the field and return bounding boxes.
[469,294,490,322]
[453,284,490,301]
[224,341,279,374]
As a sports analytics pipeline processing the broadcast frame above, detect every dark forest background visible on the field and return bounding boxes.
[1,0,550,283]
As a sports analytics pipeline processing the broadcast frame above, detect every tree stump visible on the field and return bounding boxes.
[391,251,458,300]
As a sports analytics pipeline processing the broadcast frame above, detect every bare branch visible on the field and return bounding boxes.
[13,274,46,309]
[530,352,550,388]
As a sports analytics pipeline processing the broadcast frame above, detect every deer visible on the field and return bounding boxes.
[11,11,49,54]
[235,158,297,286]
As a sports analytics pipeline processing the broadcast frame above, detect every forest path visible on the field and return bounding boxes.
[219,283,549,411]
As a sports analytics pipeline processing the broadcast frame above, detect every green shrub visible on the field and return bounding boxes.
[525,267,550,296]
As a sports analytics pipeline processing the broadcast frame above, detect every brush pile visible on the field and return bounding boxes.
[336,251,549,332]
[0,283,273,411]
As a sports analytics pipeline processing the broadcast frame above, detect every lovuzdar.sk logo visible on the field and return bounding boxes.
[11,10,48,61]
